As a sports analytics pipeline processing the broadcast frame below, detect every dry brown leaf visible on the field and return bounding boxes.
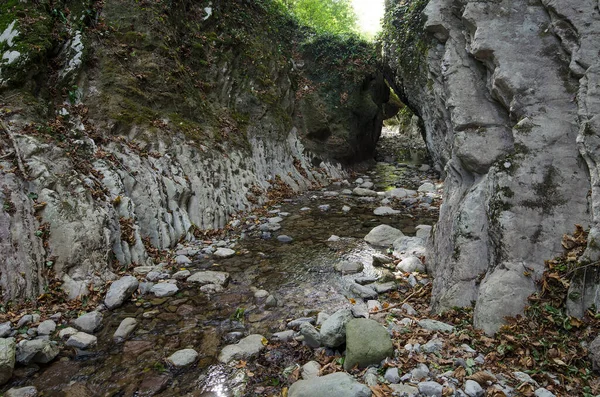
[516,383,535,397]
[370,384,393,397]
[466,371,497,386]
[486,387,507,397]
[454,366,466,380]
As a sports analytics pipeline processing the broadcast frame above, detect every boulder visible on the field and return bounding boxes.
[104,276,139,309]
[364,225,404,247]
[343,319,393,370]
[218,334,266,363]
[0,338,16,385]
[288,372,371,397]
[319,309,353,348]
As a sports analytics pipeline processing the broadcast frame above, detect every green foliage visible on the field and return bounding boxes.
[380,0,430,81]
[282,0,358,35]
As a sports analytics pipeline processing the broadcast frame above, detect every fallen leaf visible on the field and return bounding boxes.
[467,371,498,386]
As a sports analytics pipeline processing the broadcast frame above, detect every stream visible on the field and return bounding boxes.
[8,130,441,397]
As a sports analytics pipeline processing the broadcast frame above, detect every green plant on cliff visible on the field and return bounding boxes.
[380,0,430,82]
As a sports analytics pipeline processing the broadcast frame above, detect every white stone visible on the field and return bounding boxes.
[66,332,97,349]
[167,349,198,367]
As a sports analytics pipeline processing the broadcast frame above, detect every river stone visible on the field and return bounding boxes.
[288,372,371,397]
[187,271,230,286]
[299,323,321,348]
[301,360,321,380]
[351,301,369,319]
[66,332,97,349]
[343,319,393,370]
[393,236,426,258]
[353,187,378,197]
[397,256,425,273]
[151,283,179,297]
[167,349,198,367]
[175,255,191,265]
[16,315,32,329]
[0,338,16,385]
[287,317,315,328]
[0,322,12,338]
[372,254,393,267]
[272,330,295,342]
[113,318,138,342]
[5,387,37,397]
[265,295,277,308]
[268,216,283,223]
[172,270,191,280]
[218,334,266,363]
[384,367,401,384]
[16,340,59,364]
[319,309,353,348]
[418,319,455,333]
[349,283,378,299]
[334,261,364,274]
[73,311,103,334]
[277,235,293,243]
[214,248,235,258]
[364,225,404,247]
[36,320,56,335]
[58,327,78,339]
[374,206,400,216]
[417,183,435,193]
[418,381,443,397]
[105,275,139,309]
[342,205,351,212]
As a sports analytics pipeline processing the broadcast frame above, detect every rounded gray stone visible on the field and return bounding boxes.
[343,318,393,370]
[105,275,139,309]
[167,349,198,367]
[288,372,371,397]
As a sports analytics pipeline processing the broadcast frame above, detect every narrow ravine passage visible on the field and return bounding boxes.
[10,129,442,396]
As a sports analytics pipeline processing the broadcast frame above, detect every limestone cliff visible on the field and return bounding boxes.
[382,0,600,334]
[0,0,389,301]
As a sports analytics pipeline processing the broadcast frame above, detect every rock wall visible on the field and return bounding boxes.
[383,0,600,334]
[0,0,388,302]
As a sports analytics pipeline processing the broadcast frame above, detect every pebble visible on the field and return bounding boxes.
[299,323,321,348]
[318,204,330,211]
[265,295,277,308]
[72,311,103,333]
[402,303,417,315]
[411,363,429,381]
[349,283,378,299]
[175,255,191,265]
[58,327,78,339]
[342,205,351,212]
[218,334,266,363]
[16,315,32,329]
[327,235,340,242]
[213,248,235,258]
[418,381,443,397]
[423,338,443,353]
[272,330,295,342]
[301,360,321,380]
[277,235,293,243]
[334,260,364,274]
[385,367,401,383]
[464,380,484,397]
[373,206,400,216]
[534,388,556,397]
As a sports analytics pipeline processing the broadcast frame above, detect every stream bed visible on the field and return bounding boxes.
[6,132,440,397]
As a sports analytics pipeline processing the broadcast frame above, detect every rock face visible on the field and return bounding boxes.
[382,0,600,334]
[0,0,386,303]
[288,372,371,397]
